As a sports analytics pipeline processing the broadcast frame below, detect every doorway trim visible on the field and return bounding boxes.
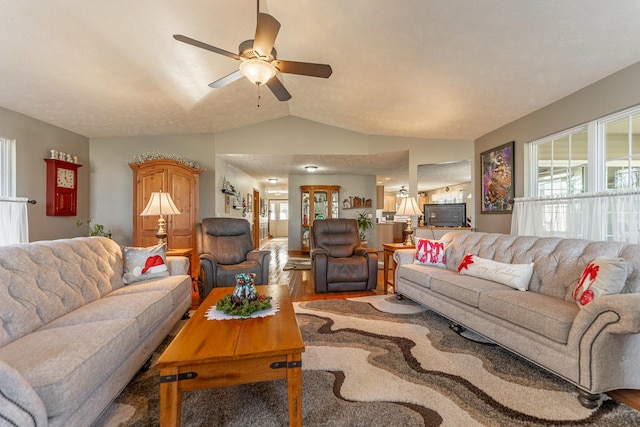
[252,189,260,249]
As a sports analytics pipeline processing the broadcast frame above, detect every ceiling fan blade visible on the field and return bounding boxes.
[266,76,292,101]
[173,34,240,60]
[253,13,280,57]
[272,60,332,78]
[209,70,244,88]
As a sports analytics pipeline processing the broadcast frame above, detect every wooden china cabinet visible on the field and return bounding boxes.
[301,185,340,252]
[130,160,201,250]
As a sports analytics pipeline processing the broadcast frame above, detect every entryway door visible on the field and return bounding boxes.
[269,199,288,237]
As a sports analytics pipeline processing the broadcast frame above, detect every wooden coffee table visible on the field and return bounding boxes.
[156,285,305,426]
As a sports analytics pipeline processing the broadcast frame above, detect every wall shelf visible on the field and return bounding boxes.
[222,189,239,196]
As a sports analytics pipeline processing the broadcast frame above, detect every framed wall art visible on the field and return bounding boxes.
[480,141,514,213]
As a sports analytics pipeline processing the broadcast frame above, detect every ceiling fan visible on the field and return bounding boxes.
[173,2,332,101]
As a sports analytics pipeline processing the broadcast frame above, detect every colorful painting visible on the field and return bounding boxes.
[481,141,514,213]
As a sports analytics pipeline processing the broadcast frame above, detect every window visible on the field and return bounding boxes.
[531,126,589,197]
[518,105,640,243]
[601,110,640,190]
[0,137,15,197]
[529,105,640,196]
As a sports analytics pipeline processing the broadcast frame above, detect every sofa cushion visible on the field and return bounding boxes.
[571,257,628,307]
[0,319,138,417]
[430,275,510,307]
[42,290,172,339]
[413,238,447,267]
[122,243,170,284]
[327,257,368,282]
[478,290,579,344]
[108,274,191,309]
[397,263,456,289]
[458,254,534,291]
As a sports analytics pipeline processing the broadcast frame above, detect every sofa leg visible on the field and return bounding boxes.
[449,323,466,333]
[140,356,153,372]
[577,388,601,409]
[181,310,190,320]
[396,294,404,300]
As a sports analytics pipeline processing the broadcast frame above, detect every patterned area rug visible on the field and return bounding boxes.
[283,257,311,270]
[95,295,640,426]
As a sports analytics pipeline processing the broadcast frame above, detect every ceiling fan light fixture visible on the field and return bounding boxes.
[239,59,276,85]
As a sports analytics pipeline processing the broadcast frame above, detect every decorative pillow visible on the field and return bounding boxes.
[457,253,534,291]
[413,238,447,267]
[572,257,627,307]
[122,243,170,284]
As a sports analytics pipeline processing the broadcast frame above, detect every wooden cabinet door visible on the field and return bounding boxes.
[131,160,201,248]
[167,167,198,249]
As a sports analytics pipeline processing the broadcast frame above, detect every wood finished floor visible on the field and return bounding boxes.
[260,237,640,411]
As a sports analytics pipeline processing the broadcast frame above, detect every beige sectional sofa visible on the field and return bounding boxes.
[394,231,640,408]
[0,237,192,427]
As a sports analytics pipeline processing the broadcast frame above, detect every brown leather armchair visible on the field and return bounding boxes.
[195,218,271,299]
[311,218,378,293]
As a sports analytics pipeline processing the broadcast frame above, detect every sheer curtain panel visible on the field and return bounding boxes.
[511,189,640,244]
[0,197,29,245]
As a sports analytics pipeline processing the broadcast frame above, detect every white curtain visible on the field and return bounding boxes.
[0,197,29,245]
[511,189,640,243]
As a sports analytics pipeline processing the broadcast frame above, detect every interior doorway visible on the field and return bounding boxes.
[269,199,289,237]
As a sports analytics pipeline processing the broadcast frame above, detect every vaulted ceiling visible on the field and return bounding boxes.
[1,1,640,190]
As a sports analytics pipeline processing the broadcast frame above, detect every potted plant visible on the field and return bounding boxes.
[356,210,375,242]
[76,219,112,238]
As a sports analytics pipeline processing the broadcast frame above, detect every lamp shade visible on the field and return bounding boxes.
[140,192,181,217]
[396,197,422,216]
[239,59,277,86]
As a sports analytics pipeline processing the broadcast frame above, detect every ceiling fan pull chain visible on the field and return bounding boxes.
[257,84,261,108]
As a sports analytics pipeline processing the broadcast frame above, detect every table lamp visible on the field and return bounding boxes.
[396,196,422,245]
[140,192,181,245]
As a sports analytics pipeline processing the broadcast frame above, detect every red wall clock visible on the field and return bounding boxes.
[45,158,82,216]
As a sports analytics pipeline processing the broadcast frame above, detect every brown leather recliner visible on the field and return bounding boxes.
[311,218,378,293]
[195,218,271,299]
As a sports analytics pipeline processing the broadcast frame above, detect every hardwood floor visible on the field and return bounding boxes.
[260,236,640,411]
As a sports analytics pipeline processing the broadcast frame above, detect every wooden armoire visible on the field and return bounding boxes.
[130,160,201,249]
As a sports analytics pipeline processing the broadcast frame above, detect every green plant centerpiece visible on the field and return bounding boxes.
[76,219,112,239]
[356,210,375,241]
[215,273,272,317]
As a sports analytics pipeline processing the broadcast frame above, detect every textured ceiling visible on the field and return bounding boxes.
[1,1,640,191]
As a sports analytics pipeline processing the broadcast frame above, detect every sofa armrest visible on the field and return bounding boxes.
[574,293,640,335]
[0,358,48,427]
[166,256,189,276]
[393,248,416,266]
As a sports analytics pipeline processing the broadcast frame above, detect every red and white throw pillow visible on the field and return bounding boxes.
[457,253,534,291]
[122,243,170,284]
[413,238,447,267]
[572,257,627,307]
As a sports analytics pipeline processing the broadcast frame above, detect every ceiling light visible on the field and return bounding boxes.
[239,59,277,86]
[397,186,409,198]
[267,178,279,183]
[305,165,318,172]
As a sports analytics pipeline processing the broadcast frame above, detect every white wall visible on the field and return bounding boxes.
[0,106,90,241]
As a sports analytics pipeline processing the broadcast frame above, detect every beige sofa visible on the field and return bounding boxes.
[0,237,192,426]
[394,231,640,408]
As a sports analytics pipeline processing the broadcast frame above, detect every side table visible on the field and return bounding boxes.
[166,247,200,309]
[382,242,415,294]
